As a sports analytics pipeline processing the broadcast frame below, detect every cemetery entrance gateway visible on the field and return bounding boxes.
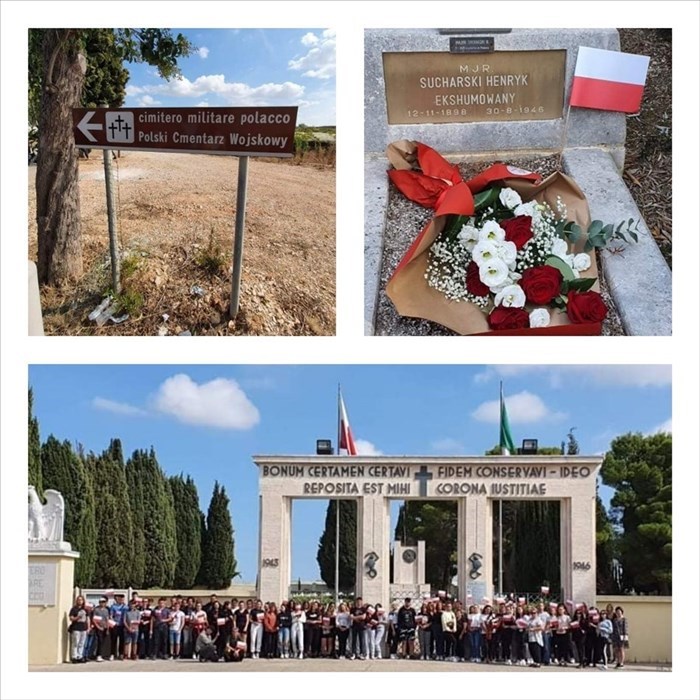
[254,455,601,606]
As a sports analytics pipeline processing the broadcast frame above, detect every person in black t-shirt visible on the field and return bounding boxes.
[233,600,249,643]
[68,595,88,663]
[350,597,367,659]
[396,598,416,659]
[277,603,292,658]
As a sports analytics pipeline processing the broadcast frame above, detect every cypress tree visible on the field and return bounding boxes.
[170,474,202,589]
[88,450,134,587]
[40,435,96,585]
[195,510,207,586]
[125,449,147,588]
[317,500,357,591]
[28,388,43,493]
[132,447,178,587]
[201,482,237,588]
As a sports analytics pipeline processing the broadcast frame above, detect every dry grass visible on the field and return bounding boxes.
[29,150,335,336]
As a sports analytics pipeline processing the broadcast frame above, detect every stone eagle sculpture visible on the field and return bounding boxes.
[28,485,65,542]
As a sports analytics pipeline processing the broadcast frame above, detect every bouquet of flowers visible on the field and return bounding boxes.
[385,140,639,335]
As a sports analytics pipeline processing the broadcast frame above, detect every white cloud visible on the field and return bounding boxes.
[473,365,671,388]
[153,374,259,430]
[471,391,566,424]
[197,46,210,59]
[301,32,318,46]
[92,397,146,417]
[431,438,464,453]
[355,439,383,456]
[137,95,161,107]
[128,75,305,106]
[196,101,209,107]
[648,417,672,435]
[289,31,335,79]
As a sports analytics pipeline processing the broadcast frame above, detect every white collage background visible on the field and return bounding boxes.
[1,2,698,700]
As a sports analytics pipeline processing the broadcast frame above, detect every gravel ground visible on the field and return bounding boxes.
[28,152,335,336]
[376,155,625,336]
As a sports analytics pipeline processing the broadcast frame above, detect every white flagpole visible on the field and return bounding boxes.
[498,382,504,595]
[335,385,341,606]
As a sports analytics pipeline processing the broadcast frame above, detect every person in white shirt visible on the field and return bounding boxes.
[526,606,544,667]
[334,603,351,659]
[553,603,573,666]
[290,603,306,659]
[536,602,552,665]
[467,605,483,662]
[168,602,186,659]
[441,602,458,661]
[371,604,388,659]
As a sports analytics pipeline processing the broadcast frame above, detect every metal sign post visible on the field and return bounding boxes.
[72,106,298,321]
[102,148,120,294]
[230,156,249,319]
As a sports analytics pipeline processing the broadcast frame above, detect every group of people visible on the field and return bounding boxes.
[67,591,630,669]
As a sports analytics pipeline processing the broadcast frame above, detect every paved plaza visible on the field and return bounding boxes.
[31,658,669,673]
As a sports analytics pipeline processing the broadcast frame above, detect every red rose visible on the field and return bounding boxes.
[466,261,489,297]
[520,265,563,305]
[566,290,607,323]
[488,307,529,331]
[501,215,533,250]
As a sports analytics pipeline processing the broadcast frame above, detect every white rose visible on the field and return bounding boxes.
[551,238,569,260]
[572,253,591,272]
[566,254,581,278]
[499,187,522,210]
[529,308,551,328]
[513,201,537,218]
[494,284,526,308]
[472,240,499,265]
[458,223,479,243]
[478,220,506,243]
[479,258,510,288]
[495,240,517,267]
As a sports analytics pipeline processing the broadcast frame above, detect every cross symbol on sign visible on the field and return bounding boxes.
[414,465,433,497]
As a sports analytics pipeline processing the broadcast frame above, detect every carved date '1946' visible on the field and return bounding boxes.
[573,561,591,571]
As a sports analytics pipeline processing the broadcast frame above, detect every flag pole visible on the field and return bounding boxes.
[498,382,504,595]
[335,384,341,607]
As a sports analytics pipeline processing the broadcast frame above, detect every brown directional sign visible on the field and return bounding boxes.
[72,106,298,157]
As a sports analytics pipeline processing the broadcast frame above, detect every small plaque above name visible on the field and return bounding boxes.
[383,50,566,125]
[28,562,57,606]
[450,37,494,54]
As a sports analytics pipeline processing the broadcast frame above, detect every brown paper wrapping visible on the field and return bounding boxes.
[385,141,601,336]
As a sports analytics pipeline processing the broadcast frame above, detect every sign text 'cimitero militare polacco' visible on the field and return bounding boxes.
[72,106,298,157]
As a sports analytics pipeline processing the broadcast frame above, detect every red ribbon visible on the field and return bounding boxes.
[388,142,541,217]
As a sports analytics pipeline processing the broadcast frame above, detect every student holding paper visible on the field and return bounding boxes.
[417,602,433,661]
[441,601,458,661]
[152,598,171,660]
[334,603,351,659]
[123,599,142,661]
[526,606,544,667]
[467,605,483,663]
[263,602,278,659]
[91,596,112,662]
[554,603,573,666]
[68,595,88,663]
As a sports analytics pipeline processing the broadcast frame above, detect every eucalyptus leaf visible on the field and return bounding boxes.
[474,187,498,210]
[545,255,576,281]
[567,277,596,293]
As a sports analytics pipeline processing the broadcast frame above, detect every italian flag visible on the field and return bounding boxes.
[338,391,357,456]
[499,383,516,456]
[570,46,650,113]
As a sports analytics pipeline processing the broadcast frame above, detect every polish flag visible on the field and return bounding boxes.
[338,392,357,456]
[570,46,650,113]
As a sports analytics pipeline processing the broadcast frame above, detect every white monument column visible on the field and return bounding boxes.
[28,487,80,665]
[570,493,597,603]
[258,492,292,604]
[459,496,493,603]
[560,498,573,601]
[355,495,390,605]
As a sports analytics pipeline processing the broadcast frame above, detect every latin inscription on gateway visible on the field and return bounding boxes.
[383,50,566,125]
[261,463,593,497]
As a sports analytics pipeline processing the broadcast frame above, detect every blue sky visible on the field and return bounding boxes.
[123,29,335,125]
[28,364,671,584]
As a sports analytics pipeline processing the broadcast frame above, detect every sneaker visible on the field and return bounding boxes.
[109,655,114,661]
[519,659,527,666]
[505,659,512,665]
[599,664,608,671]
[96,656,104,662]
[299,653,304,659]
[390,654,397,660]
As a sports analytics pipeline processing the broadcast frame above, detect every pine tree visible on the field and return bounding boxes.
[201,482,237,588]
[40,436,96,585]
[130,447,178,587]
[28,389,43,493]
[87,449,134,587]
[125,449,147,588]
[170,474,202,588]
[317,500,357,591]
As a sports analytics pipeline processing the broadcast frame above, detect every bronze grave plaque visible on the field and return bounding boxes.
[383,50,566,124]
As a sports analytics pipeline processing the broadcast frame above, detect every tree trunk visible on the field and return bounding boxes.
[36,30,85,285]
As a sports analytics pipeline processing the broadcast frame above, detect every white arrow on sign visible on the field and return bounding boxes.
[76,111,103,143]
